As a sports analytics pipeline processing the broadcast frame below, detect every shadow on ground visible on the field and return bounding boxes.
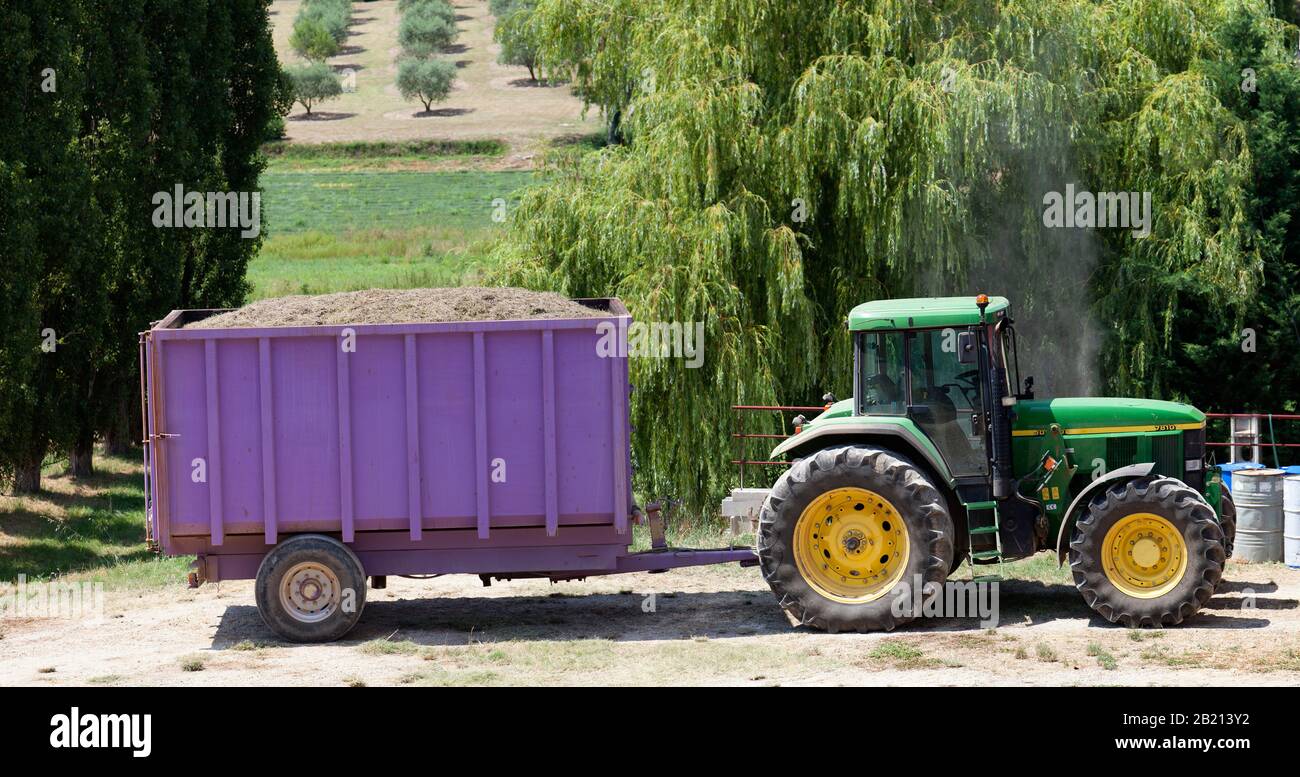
[209,575,1287,650]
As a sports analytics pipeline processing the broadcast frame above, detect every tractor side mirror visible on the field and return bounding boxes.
[956,331,977,364]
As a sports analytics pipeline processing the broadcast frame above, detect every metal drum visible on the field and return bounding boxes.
[1217,461,1264,493]
[1233,469,1285,563]
[1285,475,1300,569]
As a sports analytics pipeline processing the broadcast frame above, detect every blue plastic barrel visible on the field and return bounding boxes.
[1219,461,1265,493]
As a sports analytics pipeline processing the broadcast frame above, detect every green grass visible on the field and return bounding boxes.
[262,139,506,164]
[250,165,535,299]
[260,168,532,235]
[953,553,1074,585]
[0,449,190,587]
[229,640,275,652]
[869,641,924,661]
[358,639,426,657]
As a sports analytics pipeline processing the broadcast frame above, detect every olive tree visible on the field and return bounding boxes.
[287,62,342,115]
[398,1,457,58]
[494,1,540,81]
[396,56,456,112]
[290,17,339,62]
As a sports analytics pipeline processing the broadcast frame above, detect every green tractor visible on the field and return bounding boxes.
[758,294,1232,631]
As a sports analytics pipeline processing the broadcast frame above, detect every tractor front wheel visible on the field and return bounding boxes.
[757,446,954,632]
[1069,476,1223,627]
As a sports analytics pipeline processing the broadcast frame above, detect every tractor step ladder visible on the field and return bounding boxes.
[963,500,1004,582]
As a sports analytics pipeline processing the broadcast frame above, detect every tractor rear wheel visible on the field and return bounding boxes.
[1069,476,1223,627]
[757,445,954,632]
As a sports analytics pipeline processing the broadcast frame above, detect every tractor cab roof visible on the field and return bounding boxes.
[847,295,1011,331]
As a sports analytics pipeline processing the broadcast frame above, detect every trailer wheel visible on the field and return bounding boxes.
[255,534,367,643]
[1069,476,1223,627]
[757,445,954,632]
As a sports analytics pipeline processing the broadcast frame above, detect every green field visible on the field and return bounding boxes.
[252,164,534,299]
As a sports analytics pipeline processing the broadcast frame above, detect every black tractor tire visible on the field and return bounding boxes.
[1069,476,1224,628]
[255,534,367,642]
[757,445,955,632]
[1218,490,1237,560]
[1211,490,1236,593]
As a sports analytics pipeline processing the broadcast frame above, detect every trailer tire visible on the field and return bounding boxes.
[255,534,367,643]
[758,445,954,632]
[1069,476,1223,628]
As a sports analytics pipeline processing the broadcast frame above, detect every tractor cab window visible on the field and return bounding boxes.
[905,329,988,476]
[859,331,906,415]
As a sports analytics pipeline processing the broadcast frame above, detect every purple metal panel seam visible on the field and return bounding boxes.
[258,338,278,545]
[404,334,422,541]
[204,339,224,546]
[473,332,489,539]
[541,330,558,537]
[611,353,629,534]
[336,343,355,543]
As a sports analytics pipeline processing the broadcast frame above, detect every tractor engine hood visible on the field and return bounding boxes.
[1011,397,1205,435]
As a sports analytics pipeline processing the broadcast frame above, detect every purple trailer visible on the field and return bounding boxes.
[140,298,756,641]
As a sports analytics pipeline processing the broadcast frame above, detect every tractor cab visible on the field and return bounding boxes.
[853,294,1012,484]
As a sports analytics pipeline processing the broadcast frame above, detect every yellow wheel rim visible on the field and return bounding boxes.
[1101,512,1187,599]
[793,487,909,603]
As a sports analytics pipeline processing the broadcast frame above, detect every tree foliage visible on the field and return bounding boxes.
[0,0,285,489]
[493,0,1298,511]
[291,18,340,62]
[493,0,541,81]
[297,0,352,45]
[397,57,457,112]
[398,0,458,58]
[288,62,343,114]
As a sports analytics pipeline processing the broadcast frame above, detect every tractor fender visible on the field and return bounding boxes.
[1054,463,1155,566]
[770,421,954,486]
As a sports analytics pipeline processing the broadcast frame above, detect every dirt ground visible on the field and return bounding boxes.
[3,560,1298,686]
[272,0,600,156]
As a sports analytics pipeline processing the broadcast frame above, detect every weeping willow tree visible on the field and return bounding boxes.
[491,0,1295,512]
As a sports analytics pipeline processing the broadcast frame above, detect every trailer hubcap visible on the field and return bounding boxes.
[1102,512,1187,599]
[279,562,340,623]
[794,487,909,603]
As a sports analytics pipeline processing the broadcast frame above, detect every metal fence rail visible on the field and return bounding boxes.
[731,404,825,487]
[1205,412,1300,467]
